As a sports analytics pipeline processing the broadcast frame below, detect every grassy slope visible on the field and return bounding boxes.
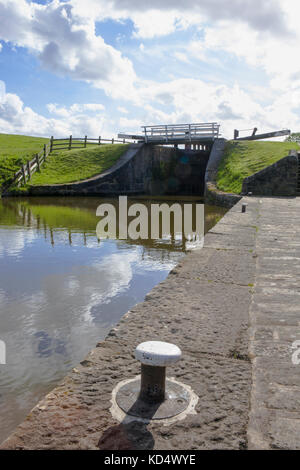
[0,134,48,190]
[29,144,129,185]
[216,140,299,194]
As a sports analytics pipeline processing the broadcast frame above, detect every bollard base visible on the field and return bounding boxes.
[116,377,190,420]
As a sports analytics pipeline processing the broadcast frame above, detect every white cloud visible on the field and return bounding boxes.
[202,11,300,96]
[1,1,300,137]
[131,10,182,39]
[47,103,105,116]
[0,80,5,103]
[46,103,69,118]
[119,117,142,130]
[0,81,114,138]
[173,51,190,64]
[74,103,105,112]
[108,0,288,35]
[2,74,297,140]
[123,78,300,137]
[0,0,136,98]
[68,0,298,103]
[70,0,288,39]
[117,106,129,114]
[0,0,295,99]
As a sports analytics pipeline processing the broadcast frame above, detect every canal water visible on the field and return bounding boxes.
[0,196,226,444]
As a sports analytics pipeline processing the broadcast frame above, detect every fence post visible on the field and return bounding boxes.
[123,138,125,144]
[112,137,114,144]
[44,144,47,160]
[50,136,53,153]
[98,136,101,145]
[69,135,72,150]
[22,164,26,184]
[27,161,31,181]
[36,154,40,172]
[84,135,87,148]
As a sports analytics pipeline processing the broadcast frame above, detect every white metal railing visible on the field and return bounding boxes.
[141,122,220,143]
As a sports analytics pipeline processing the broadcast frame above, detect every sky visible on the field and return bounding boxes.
[0,0,299,139]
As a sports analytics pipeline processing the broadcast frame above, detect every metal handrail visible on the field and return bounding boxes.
[141,123,220,141]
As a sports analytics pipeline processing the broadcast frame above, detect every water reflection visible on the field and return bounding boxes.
[0,196,226,444]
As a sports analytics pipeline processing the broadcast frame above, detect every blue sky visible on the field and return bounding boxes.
[0,0,299,138]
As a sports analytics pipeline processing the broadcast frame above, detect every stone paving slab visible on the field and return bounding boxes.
[176,247,255,286]
[251,301,300,327]
[248,197,300,450]
[204,230,257,250]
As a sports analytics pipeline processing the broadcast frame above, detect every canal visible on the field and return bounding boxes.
[0,196,226,444]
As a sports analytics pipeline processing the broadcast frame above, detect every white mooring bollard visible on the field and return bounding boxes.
[114,340,194,420]
[135,341,182,403]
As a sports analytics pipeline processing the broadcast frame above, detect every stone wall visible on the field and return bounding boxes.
[15,144,209,197]
[242,151,298,197]
[205,182,242,208]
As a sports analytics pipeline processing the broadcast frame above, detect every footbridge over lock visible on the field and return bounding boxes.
[24,123,221,198]
[118,122,220,150]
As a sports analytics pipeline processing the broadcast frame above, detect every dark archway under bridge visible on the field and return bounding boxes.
[149,146,211,196]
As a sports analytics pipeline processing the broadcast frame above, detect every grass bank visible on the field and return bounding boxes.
[216,140,299,194]
[29,144,129,185]
[0,134,48,191]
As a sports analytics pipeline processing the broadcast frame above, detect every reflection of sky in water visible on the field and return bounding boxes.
[0,228,181,369]
[0,225,182,444]
[0,198,226,444]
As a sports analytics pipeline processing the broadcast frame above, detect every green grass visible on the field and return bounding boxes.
[0,134,48,190]
[29,144,129,185]
[216,140,299,194]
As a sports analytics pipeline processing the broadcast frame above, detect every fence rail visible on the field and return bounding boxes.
[50,135,134,152]
[10,135,133,188]
[12,142,51,187]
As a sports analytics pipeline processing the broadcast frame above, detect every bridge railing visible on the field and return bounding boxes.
[141,122,220,143]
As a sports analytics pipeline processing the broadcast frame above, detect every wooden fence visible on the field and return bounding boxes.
[10,135,133,188]
[12,142,51,187]
[50,135,134,152]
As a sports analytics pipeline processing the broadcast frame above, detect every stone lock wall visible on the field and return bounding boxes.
[26,144,210,197]
[242,151,298,197]
[205,143,299,206]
